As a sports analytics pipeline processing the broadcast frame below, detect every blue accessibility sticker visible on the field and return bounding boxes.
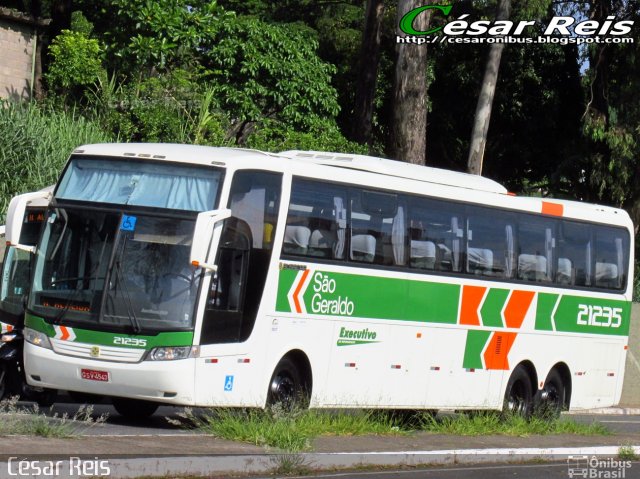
[224,375,234,392]
[120,215,137,231]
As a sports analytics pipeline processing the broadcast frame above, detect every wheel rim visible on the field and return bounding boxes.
[541,379,562,413]
[507,379,528,414]
[270,371,296,405]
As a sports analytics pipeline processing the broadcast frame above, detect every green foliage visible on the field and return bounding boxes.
[0,100,111,221]
[88,0,228,73]
[86,70,230,145]
[203,17,340,136]
[76,2,345,148]
[246,119,367,153]
[70,10,94,36]
[45,29,104,93]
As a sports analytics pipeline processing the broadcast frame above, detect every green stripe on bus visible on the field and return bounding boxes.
[276,267,631,337]
[551,296,631,336]
[276,268,460,324]
[535,293,558,331]
[480,288,509,328]
[25,314,194,348]
[463,330,491,369]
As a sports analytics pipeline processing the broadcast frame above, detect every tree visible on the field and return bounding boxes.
[466,0,511,175]
[350,0,386,146]
[390,0,430,165]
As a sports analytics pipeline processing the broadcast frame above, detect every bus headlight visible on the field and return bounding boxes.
[146,346,199,361]
[24,328,52,350]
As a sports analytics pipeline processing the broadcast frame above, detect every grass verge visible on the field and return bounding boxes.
[170,404,406,451]
[170,406,609,452]
[0,396,107,437]
[419,411,610,436]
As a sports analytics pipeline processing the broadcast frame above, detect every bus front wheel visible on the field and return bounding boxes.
[112,397,159,419]
[503,365,533,417]
[267,357,309,409]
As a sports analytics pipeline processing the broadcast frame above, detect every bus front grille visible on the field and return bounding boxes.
[50,339,146,363]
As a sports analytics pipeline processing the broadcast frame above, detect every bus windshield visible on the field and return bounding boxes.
[29,207,202,332]
[56,156,221,211]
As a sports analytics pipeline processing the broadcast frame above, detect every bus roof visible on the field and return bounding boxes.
[69,144,631,228]
[73,143,278,165]
[279,150,509,194]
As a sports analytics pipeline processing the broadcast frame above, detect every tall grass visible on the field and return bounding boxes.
[0,396,107,437]
[0,100,111,221]
[170,405,405,452]
[171,407,609,453]
[419,411,610,436]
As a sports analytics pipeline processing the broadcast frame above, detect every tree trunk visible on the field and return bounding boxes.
[28,0,45,100]
[467,0,511,175]
[50,0,73,39]
[390,0,430,165]
[350,0,386,147]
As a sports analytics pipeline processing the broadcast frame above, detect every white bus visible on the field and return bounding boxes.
[8,144,633,417]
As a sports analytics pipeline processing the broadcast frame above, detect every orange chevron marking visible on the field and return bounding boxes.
[293,269,310,314]
[483,332,517,370]
[459,285,486,326]
[60,326,70,341]
[504,290,535,329]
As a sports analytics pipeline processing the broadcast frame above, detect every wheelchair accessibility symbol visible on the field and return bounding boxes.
[224,375,234,392]
[120,215,137,231]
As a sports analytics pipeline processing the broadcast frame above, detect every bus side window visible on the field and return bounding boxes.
[517,218,554,283]
[407,197,462,273]
[557,221,591,287]
[594,225,628,290]
[285,179,347,260]
[350,189,400,266]
[466,208,515,279]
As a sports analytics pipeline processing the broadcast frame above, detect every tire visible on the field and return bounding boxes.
[0,363,7,400]
[112,397,159,419]
[503,365,533,417]
[266,357,309,409]
[537,369,566,419]
[34,389,57,408]
[69,391,104,404]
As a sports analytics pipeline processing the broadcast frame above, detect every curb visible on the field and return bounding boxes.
[566,408,640,415]
[0,446,638,479]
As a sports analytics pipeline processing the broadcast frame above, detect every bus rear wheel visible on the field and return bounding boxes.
[503,365,533,418]
[112,397,159,419]
[537,369,566,419]
[267,357,309,409]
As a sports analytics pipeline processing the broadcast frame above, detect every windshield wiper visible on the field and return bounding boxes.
[110,237,142,334]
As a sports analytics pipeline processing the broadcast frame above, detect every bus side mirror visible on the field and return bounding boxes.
[6,190,51,254]
[190,208,232,271]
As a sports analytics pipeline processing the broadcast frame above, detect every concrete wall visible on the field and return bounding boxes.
[620,303,640,407]
[0,16,35,100]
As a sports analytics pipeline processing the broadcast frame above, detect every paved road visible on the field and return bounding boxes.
[254,461,640,479]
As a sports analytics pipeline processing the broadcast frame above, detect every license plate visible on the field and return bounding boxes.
[81,368,109,382]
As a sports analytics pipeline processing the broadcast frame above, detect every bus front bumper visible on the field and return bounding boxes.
[24,342,196,405]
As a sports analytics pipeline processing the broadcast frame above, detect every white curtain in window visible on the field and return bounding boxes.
[333,196,346,259]
[392,206,406,265]
[57,160,219,211]
[505,224,513,277]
